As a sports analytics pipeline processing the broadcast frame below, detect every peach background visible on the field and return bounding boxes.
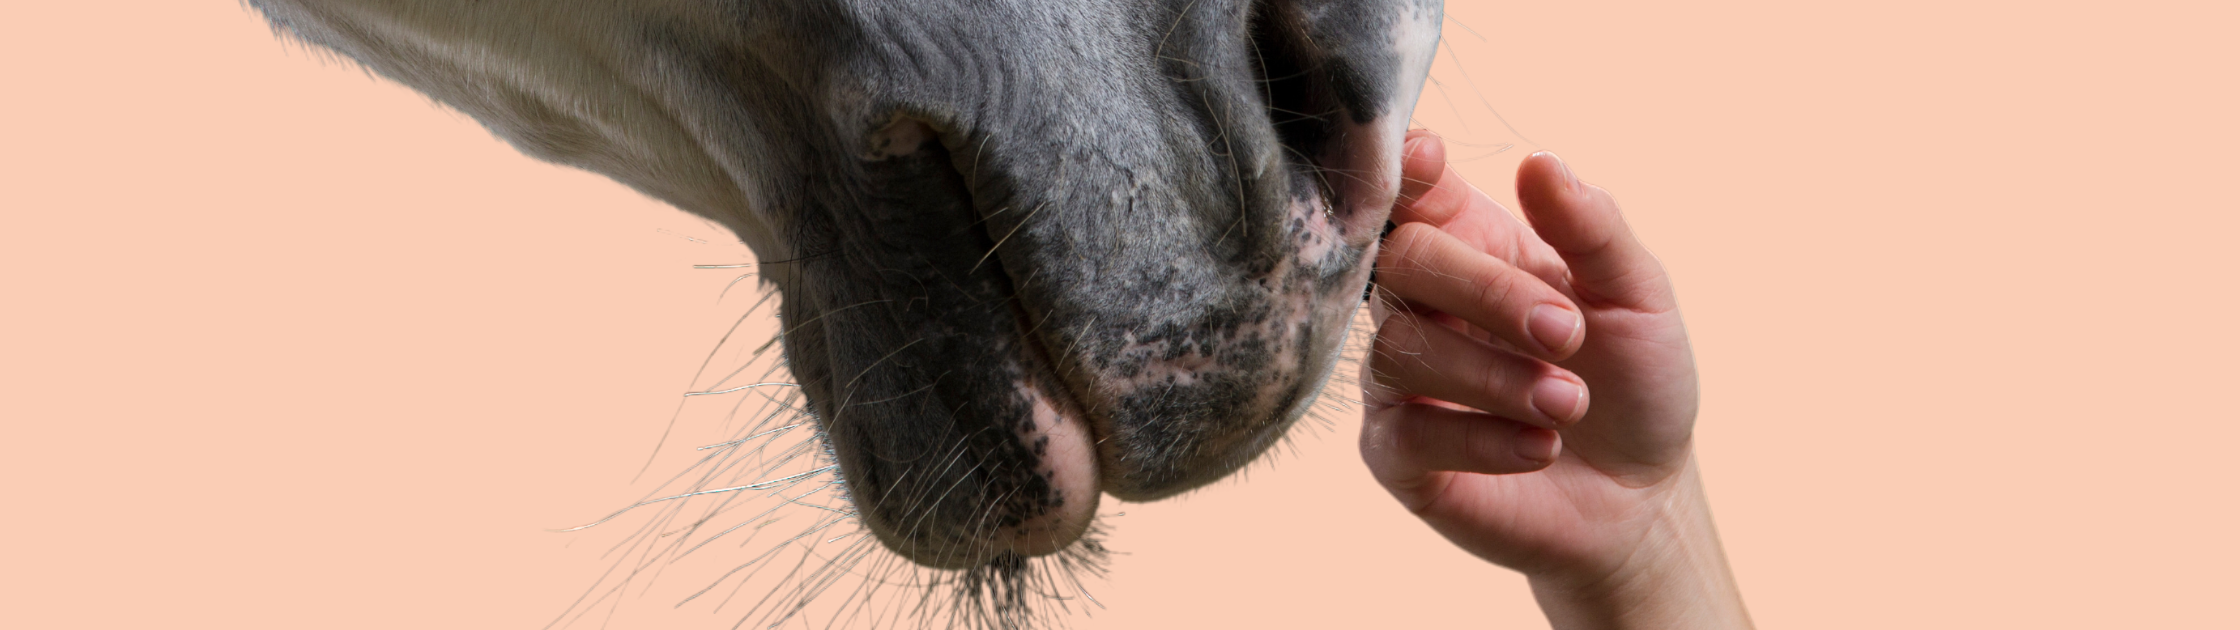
[4,1,2234,628]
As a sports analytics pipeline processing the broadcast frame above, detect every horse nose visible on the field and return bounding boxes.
[1152,0,1406,267]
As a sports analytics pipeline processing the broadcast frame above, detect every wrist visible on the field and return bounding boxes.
[1527,457,1753,630]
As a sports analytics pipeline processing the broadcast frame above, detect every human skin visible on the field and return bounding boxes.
[1362,131,1752,629]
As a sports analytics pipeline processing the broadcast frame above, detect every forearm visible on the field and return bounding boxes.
[1528,458,1753,630]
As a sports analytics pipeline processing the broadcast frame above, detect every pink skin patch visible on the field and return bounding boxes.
[995,381,1102,557]
[864,117,937,160]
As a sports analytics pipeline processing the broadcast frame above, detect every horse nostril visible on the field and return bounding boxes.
[1250,4,1345,173]
[1248,0,1393,246]
[864,115,940,161]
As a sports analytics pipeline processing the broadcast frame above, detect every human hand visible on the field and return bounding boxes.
[1360,131,1749,629]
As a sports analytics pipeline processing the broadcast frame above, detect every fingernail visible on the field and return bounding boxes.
[1513,428,1560,463]
[1541,151,1576,190]
[1527,304,1583,354]
[1530,377,1585,424]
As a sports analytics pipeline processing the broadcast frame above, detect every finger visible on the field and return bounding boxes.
[1377,222,1587,360]
[1516,152,1677,312]
[1395,129,1443,210]
[1394,130,1460,223]
[1393,133,1574,287]
[1371,310,1589,429]
[1393,133,1520,232]
[1363,403,1561,479]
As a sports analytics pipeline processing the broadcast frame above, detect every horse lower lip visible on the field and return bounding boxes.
[996,379,1100,558]
[974,317,1102,560]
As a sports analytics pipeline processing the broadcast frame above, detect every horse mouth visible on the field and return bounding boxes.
[781,0,1433,572]
[805,106,1387,569]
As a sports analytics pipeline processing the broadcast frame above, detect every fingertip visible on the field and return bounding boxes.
[1518,151,1576,203]
[1528,373,1588,427]
[1526,303,1586,359]
[1516,152,1592,251]
[1536,151,1579,189]
[1409,131,1448,162]
[1515,152,1675,312]
[1513,427,1561,465]
[1380,404,1565,476]
[1397,133,1448,207]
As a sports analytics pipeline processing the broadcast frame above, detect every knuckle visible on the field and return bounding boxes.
[1472,267,1521,314]
[1474,355,1522,402]
[1465,422,1510,465]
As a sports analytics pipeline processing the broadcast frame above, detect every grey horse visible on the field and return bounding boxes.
[246,0,1437,599]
